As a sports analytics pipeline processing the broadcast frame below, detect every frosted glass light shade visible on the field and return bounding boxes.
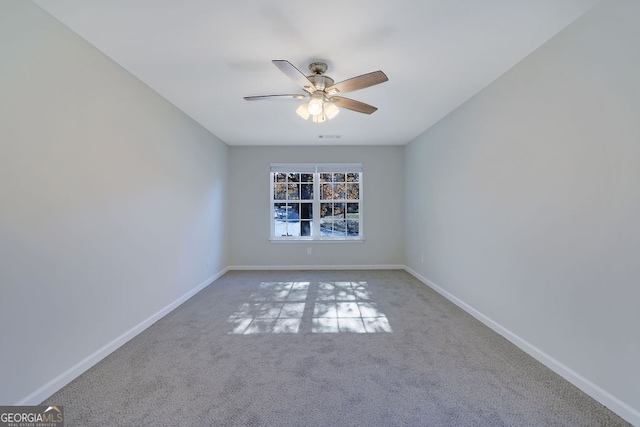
[308,94,324,116]
[296,103,310,120]
[324,102,339,119]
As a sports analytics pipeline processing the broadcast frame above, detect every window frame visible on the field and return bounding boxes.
[270,163,363,242]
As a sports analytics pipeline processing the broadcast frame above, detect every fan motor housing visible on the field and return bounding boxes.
[307,62,333,91]
[307,75,334,91]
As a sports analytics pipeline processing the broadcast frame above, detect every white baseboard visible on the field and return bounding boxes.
[228,264,405,271]
[403,266,640,427]
[16,267,230,406]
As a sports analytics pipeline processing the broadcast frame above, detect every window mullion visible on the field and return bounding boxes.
[313,172,320,237]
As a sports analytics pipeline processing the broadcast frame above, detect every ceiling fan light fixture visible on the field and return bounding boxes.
[296,103,310,120]
[308,94,324,116]
[245,60,388,123]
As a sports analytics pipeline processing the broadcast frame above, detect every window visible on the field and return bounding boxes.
[271,163,362,240]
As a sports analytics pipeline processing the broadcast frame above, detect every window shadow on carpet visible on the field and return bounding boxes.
[227,281,392,334]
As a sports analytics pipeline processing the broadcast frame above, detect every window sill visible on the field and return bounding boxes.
[269,237,365,243]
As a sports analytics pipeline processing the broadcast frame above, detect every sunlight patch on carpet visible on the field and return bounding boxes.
[227,281,392,334]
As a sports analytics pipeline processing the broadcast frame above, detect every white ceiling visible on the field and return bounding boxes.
[33,0,599,146]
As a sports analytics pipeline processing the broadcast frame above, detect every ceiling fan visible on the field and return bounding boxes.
[244,60,388,123]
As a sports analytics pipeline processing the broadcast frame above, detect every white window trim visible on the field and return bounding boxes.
[270,163,364,242]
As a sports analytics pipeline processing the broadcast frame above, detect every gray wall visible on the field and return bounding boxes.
[228,146,404,267]
[0,2,229,405]
[404,0,640,422]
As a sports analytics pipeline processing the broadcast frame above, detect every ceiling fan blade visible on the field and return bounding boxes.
[325,70,388,95]
[244,94,307,101]
[331,96,378,114]
[272,60,317,94]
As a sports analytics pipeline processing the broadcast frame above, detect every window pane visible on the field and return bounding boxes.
[288,173,299,182]
[346,183,359,200]
[301,173,313,182]
[300,220,312,237]
[334,203,346,218]
[288,183,299,200]
[301,184,313,200]
[332,183,345,200]
[320,173,332,182]
[346,173,359,182]
[287,203,300,220]
[333,173,345,183]
[300,203,313,219]
[274,203,287,236]
[321,183,332,200]
[274,202,287,219]
[275,173,287,182]
[286,222,300,236]
[320,203,332,218]
[278,203,299,237]
[334,220,347,236]
[347,203,359,236]
[320,219,332,236]
[347,219,359,235]
[274,183,286,200]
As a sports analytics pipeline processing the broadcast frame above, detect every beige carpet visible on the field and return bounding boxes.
[43,270,629,426]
